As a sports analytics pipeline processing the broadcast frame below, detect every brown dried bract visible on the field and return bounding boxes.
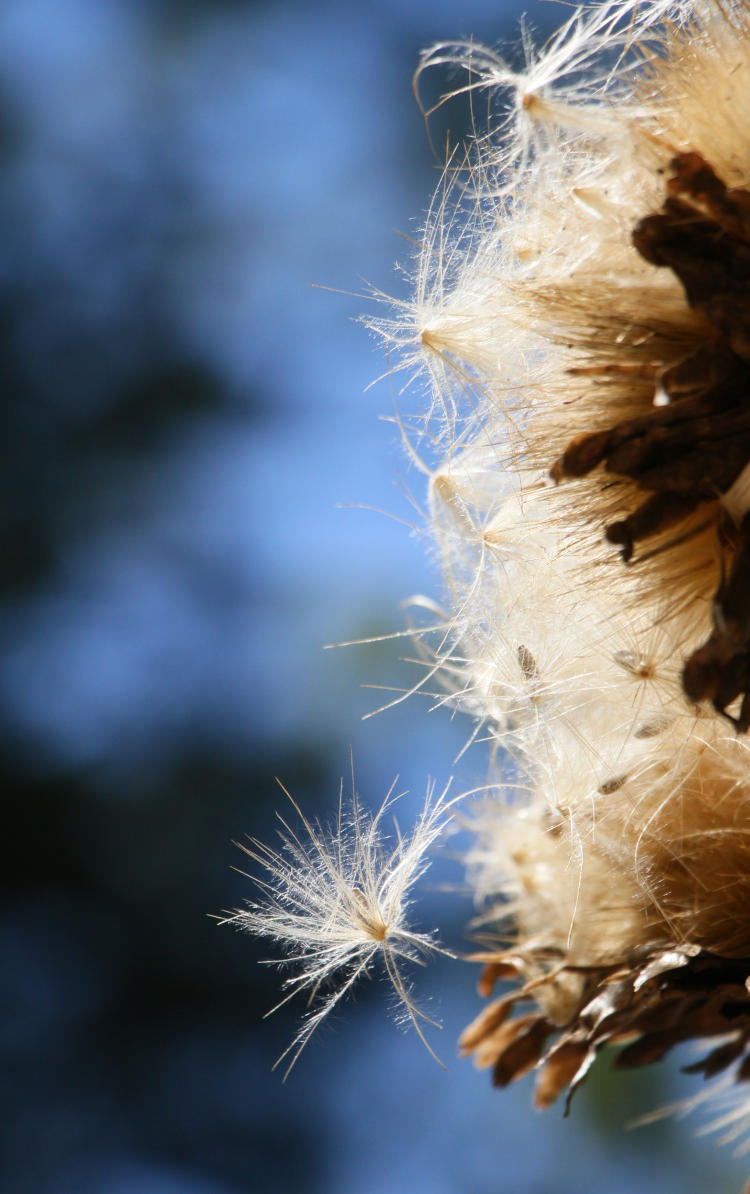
[550,152,750,728]
[461,946,750,1114]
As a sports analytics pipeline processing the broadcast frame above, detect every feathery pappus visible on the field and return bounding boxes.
[226,775,455,1077]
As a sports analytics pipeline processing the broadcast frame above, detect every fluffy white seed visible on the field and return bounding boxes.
[227,775,456,1076]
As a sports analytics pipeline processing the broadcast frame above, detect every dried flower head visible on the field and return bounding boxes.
[373,0,750,1132]
[227,774,454,1077]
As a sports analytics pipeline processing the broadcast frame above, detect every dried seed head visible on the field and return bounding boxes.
[383,0,750,1127]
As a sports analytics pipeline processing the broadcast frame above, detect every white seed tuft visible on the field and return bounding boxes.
[226,773,456,1077]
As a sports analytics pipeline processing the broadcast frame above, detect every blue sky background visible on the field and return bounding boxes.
[0,1,747,1191]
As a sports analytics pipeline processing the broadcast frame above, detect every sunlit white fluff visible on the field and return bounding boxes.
[228,776,455,1077]
[415,0,683,160]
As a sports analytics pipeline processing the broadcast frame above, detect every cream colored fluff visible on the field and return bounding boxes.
[373,0,750,971]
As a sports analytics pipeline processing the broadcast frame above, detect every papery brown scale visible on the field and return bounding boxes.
[682,1037,747,1079]
[533,1038,592,1110]
[475,958,524,997]
[614,1028,688,1068]
[458,996,514,1055]
[490,1015,554,1088]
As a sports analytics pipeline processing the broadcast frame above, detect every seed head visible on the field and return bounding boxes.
[380,0,750,1130]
